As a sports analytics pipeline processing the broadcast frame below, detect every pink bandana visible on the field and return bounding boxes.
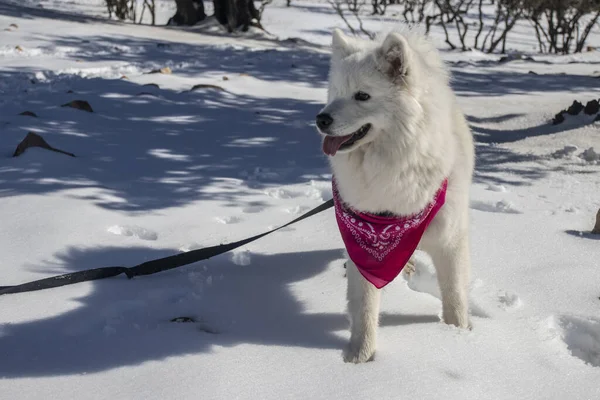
[333,179,448,289]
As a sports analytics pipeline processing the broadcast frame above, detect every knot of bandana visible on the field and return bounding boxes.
[333,179,448,288]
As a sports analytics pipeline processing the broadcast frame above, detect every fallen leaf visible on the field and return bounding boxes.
[143,83,160,88]
[222,76,229,81]
[15,45,23,52]
[147,67,172,74]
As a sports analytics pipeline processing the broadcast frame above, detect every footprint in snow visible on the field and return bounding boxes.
[497,290,523,311]
[242,205,264,214]
[214,216,241,224]
[470,200,522,214]
[468,279,524,317]
[264,188,295,199]
[403,253,494,319]
[283,205,309,215]
[485,184,508,193]
[107,225,158,241]
[552,315,600,367]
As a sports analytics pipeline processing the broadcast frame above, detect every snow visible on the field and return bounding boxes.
[1,0,600,399]
[107,225,159,240]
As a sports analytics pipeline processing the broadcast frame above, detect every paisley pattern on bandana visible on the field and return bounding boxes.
[333,179,448,289]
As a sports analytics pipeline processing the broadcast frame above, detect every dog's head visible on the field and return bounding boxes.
[316,29,432,156]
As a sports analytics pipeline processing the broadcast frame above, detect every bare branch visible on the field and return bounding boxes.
[328,0,375,39]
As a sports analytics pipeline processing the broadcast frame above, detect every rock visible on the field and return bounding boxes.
[61,100,93,112]
[19,111,37,117]
[584,99,600,115]
[552,112,565,125]
[170,317,195,323]
[222,76,229,81]
[188,84,225,92]
[143,83,159,88]
[13,132,75,158]
[579,147,599,162]
[566,100,584,115]
[555,99,600,123]
[593,209,600,234]
[498,54,534,63]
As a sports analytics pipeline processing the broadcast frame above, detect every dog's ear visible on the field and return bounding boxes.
[377,32,411,80]
[331,28,359,60]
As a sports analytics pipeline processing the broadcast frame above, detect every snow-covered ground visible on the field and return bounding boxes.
[1,1,599,399]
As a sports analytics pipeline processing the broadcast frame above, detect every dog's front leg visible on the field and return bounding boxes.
[344,260,381,363]
[429,234,470,328]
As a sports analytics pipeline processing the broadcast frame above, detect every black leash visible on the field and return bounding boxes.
[0,199,334,296]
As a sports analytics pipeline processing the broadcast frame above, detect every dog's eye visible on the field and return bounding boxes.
[354,91,370,101]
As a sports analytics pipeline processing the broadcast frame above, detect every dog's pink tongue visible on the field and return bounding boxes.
[322,135,352,156]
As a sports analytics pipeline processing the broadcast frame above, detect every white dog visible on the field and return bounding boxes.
[316,28,474,363]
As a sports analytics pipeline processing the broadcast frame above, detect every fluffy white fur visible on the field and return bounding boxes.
[317,28,475,363]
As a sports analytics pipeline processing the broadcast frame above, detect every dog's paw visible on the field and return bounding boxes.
[343,342,376,363]
[442,311,471,329]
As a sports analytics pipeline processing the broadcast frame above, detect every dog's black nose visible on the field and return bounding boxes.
[316,113,333,130]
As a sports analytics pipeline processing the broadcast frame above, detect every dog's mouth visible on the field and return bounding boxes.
[322,123,372,156]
